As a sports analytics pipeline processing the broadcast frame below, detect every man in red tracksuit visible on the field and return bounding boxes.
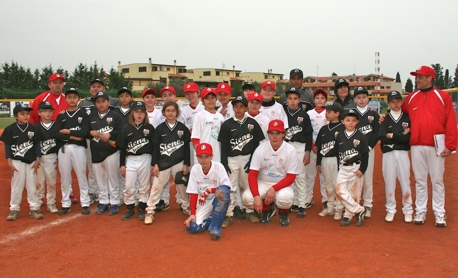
[402,65,457,227]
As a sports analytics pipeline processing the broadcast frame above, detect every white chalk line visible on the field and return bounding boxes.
[0,213,82,245]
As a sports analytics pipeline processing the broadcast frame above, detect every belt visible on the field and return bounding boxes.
[342,161,360,166]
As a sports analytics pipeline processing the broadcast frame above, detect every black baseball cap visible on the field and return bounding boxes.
[325,102,343,114]
[117,87,132,96]
[13,104,33,115]
[242,82,255,90]
[387,90,402,102]
[334,78,349,92]
[285,87,300,96]
[131,101,146,111]
[65,87,80,97]
[354,87,369,97]
[231,95,248,106]
[175,171,190,187]
[94,91,109,101]
[38,101,54,110]
[90,78,105,86]
[343,109,359,120]
[290,68,304,79]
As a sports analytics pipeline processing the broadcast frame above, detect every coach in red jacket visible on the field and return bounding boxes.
[29,73,68,124]
[402,65,457,227]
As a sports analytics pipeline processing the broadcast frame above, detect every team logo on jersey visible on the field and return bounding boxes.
[211,126,219,140]
[320,141,335,156]
[127,138,149,154]
[107,117,112,124]
[12,141,34,157]
[279,158,284,166]
[230,134,253,151]
[285,126,302,140]
[85,108,91,115]
[271,111,276,117]
[402,122,409,130]
[353,139,360,147]
[359,125,372,135]
[297,117,303,124]
[143,129,150,137]
[268,164,280,178]
[205,121,214,125]
[78,117,82,124]
[334,131,339,138]
[247,124,254,132]
[27,131,34,139]
[368,116,374,123]
[93,126,113,142]
[40,139,56,154]
[160,140,185,156]
[177,130,183,138]
[339,149,358,163]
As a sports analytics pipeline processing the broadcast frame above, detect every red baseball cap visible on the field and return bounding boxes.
[183,82,199,93]
[48,73,66,82]
[267,119,285,133]
[216,82,231,94]
[160,86,176,96]
[247,92,263,103]
[142,88,157,98]
[201,87,217,99]
[410,66,436,79]
[313,88,328,98]
[196,143,213,156]
[261,80,276,90]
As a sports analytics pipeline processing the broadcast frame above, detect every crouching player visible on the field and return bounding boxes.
[184,143,231,240]
[242,120,298,226]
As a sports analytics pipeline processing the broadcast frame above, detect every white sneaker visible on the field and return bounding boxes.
[435,215,446,227]
[385,212,395,222]
[404,214,413,223]
[144,213,154,225]
[47,204,58,214]
[318,208,335,217]
[413,212,426,225]
[333,210,343,220]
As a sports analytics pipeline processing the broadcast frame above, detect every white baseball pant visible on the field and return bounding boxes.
[226,154,250,216]
[335,163,365,218]
[86,139,98,195]
[305,151,326,204]
[382,150,413,215]
[288,142,307,208]
[321,157,343,212]
[362,148,375,208]
[36,153,57,207]
[411,145,446,217]
[242,181,294,210]
[58,145,90,207]
[93,151,120,205]
[123,154,151,205]
[9,160,40,211]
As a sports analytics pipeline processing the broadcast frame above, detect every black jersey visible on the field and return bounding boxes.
[218,116,265,159]
[379,112,411,153]
[316,122,345,166]
[54,109,89,149]
[34,121,60,155]
[116,123,155,167]
[88,109,124,163]
[283,107,313,151]
[336,130,368,166]
[152,121,191,171]
[355,108,380,149]
[0,122,40,164]
[113,106,132,129]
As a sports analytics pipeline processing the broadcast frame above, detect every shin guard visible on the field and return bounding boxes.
[208,185,231,239]
[186,218,211,234]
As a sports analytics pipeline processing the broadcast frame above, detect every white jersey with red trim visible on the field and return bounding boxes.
[307,108,328,143]
[260,102,289,128]
[181,102,204,131]
[191,109,224,162]
[186,162,232,196]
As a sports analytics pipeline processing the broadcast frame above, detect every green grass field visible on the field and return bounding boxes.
[0,117,15,129]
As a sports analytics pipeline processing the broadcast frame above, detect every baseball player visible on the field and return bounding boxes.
[242,82,256,98]
[191,87,224,163]
[145,101,191,224]
[259,80,289,128]
[279,68,314,111]
[283,87,313,218]
[216,82,234,120]
[181,82,204,132]
[242,120,299,226]
[353,87,380,218]
[315,102,345,220]
[88,92,124,215]
[246,92,270,142]
[379,90,412,223]
[334,78,355,109]
[34,101,59,214]
[335,110,369,227]
[142,88,162,128]
[1,104,43,221]
[403,66,457,227]
[218,96,265,226]
[116,101,155,221]
[304,88,328,211]
[54,88,91,215]
[184,143,231,241]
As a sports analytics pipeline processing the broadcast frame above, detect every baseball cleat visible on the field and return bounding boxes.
[279,212,290,226]
[435,215,446,227]
[290,205,299,213]
[109,205,119,215]
[144,213,154,225]
[261,203,276,224]
[413,212,426,225]
[334,210,343,221]
[385,212,395,222]
[96,204,109,215]
[222,216,234,228]
[30,210,44,220]
[356,208,367,227]
[81,207,90,215]
[404,214,413,223]
[340,217,352,226]
[7,210,19,221]
[246,212,261,223]
[297,207,306,218]
[58,207,71,215]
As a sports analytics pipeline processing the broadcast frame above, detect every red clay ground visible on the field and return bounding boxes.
[1,130,458,277]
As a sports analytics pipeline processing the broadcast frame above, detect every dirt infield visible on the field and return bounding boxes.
[1,132,458,277]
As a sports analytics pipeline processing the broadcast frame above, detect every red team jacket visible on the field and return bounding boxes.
[402,88,457,151]
[29,91,69,124]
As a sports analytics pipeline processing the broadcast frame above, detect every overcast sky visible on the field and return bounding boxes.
[1,0,457,85]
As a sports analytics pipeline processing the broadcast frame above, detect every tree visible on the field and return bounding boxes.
[332,72,338,76]
[107,67,131,91]
[444,69,450,89]
[395,72,401,83]
[431,63,445,89]
[169,77,187,97]
[454,64,458,88]
[405,78,414,93]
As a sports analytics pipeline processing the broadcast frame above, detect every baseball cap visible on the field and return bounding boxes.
[216,82,231,94]
[131,100,146,111]
[334,78,349,91]
[117,87,132,96]
[343,109,359,120]
[290,68,304,79]
[142,88,157,98]
[410,65,435,79]
[325,102,343,114]
[231,95,248,106]
[314,88,328,98]
[353,86,369,97]
[387,90,403,102]
[267,119,285,133]
[90,78,105,86]
[247,92,263,103]
[261,80,276,90]
[242,82,255,91]
[65,87,80,97]
[160,86,176,96]
[183,82,199,93]
[285,87,300,96]
[48,73,66,82]
[94,91,109,101]
[175,171,190,187]
[38,101,54,110]
[200,87,217,99]
[13,104,32,115]
[196,143,213,157]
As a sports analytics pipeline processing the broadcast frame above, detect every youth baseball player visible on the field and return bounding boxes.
[246,92,270,142]
[216,82,234,120]
[259,80,289,128]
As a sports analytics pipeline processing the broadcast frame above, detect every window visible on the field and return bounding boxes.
[203,71,211,76]
[139,67,146,72]
[122,68,129,73]
[236,73,240,77]
[216,71,220,76]
[152,66,158,71]
[167,67,170,71]
[264,74,268,79]
[178,68,186,73]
